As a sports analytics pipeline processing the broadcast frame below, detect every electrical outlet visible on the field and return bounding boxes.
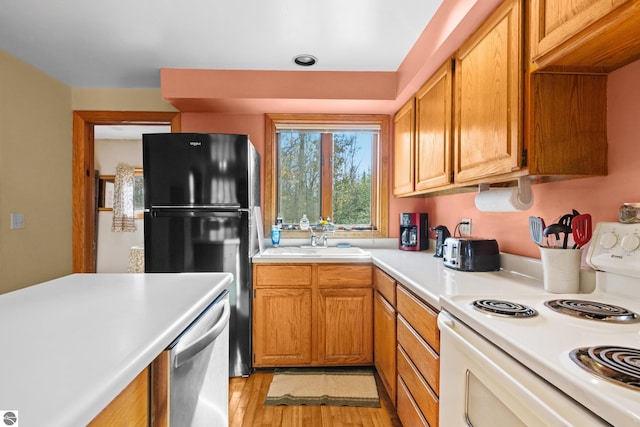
[11,212,25,230]
[460,218,471,236]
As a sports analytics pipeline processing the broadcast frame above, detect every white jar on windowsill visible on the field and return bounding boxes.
[299,214,310,230]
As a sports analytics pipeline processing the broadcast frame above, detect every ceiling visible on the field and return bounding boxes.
[0,0,443,89]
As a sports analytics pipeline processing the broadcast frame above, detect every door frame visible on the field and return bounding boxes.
[72,110,181,272]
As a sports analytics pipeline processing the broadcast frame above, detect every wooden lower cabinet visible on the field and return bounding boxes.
[396,285,440,427]
[253,263,373,367]
[374,292,396,401]
[397,376,429,427]
[253,288,313,366]
[88,368,149,426]
[318,287,373,365]
[373,267,397,403]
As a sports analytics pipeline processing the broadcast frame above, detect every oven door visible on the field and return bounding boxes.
[437,311,611,427]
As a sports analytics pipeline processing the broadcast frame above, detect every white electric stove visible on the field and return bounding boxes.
[439,222,640,426]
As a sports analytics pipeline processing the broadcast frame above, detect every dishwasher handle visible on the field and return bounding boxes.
[174,298,231,368]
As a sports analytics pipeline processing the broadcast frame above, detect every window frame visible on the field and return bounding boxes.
[98,168,144,219]
[264,114,389,238]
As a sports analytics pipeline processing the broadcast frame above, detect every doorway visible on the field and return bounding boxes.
[72,111,180,273]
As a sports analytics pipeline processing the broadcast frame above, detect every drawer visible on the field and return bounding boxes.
[396,376,429,427]
[317,264,372,287]
[397,285,440,352]
[398,345,439,427]
[397,315,439,394]
[254,265,312,287]
[373,267,396,306]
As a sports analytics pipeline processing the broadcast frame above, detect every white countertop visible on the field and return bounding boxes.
[253,242,595,308]
[369,249,551,308]
[0,272,232,427]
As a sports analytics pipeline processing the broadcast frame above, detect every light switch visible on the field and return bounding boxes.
[10,213,24,230]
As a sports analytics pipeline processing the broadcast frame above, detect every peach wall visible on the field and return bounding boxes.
[179,58,640,257]
[424,60,640,259]
[180,111,427,237]
[178,60,640,258]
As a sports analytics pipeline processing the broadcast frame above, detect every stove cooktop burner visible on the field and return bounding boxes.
[471,299,537,317]
[570,346,640,391]
[545,299,640,323]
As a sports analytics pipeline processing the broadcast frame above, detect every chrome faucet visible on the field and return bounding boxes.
[310,228,328,247]
[310,218,334,247]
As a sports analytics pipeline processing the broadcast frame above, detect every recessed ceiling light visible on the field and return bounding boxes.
[293,54,317,67]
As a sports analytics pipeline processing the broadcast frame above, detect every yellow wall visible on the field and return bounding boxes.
[71,88,176,111]
[0,50,72,293]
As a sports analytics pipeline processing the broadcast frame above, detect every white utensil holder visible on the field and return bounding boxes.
[539,247,582,293]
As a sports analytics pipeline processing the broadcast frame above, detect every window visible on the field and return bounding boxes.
[265,114,389,237]
[98,168,144,219]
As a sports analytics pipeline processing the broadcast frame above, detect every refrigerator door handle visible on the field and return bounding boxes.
[174,297,231,368]
[150,209,242,218]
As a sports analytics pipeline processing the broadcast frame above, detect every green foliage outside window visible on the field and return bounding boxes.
[277,129,373,228]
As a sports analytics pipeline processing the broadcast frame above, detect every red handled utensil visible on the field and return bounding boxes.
[572,214,592,249]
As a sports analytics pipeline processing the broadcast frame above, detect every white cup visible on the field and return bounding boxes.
[539,247,582,293]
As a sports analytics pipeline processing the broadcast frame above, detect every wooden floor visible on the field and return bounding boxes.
[229,370,402,427]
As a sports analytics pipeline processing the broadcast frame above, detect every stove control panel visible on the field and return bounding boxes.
[587,222,640,278]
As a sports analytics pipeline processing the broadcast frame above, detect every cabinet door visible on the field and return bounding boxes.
[317,264,372,288]
[393,98,416,196]
[317,288,373,365]
[374,291,397,403]
[253,288,312,366]
[88,368,149,426]
[415,60,453,192]
[454,0,523,184]
[529,0,640,70]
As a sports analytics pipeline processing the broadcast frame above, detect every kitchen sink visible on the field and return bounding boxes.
[257,246,371,259]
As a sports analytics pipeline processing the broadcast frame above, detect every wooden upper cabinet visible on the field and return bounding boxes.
[393,98,416,196]
[415,60,454,192]
[530,0,640,72]
[526,72,607,176]
[454,0,523,185]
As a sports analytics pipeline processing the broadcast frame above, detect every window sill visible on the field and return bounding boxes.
[280,229,385,239]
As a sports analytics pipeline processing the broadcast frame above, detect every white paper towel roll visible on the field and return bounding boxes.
[474,187,533,212]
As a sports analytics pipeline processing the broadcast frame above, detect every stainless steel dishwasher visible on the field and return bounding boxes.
[168,289,230,426]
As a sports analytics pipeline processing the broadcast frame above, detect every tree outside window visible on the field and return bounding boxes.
[265,114,389,238]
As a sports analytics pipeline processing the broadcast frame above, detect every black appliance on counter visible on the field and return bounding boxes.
[143,133,260,377]
[399,212,429,251]
[442,237,500,272]
[432,225,451,257]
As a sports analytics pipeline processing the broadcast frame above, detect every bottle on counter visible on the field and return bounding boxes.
[271,225,281,247]
[299,214,309,230]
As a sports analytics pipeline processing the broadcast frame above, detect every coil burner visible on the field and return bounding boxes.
[471,299,537,318]
[545,299,640,323]
[570,346,640,391]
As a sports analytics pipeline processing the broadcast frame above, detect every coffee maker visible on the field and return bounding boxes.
[431,225,451,257]
[399,213,429,251]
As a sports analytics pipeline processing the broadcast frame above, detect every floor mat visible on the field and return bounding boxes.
[264,367,380,407]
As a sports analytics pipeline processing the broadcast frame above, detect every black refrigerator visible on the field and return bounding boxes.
[143,133,260,377]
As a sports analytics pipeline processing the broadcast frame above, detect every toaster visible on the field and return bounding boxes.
[442,237,500,272]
